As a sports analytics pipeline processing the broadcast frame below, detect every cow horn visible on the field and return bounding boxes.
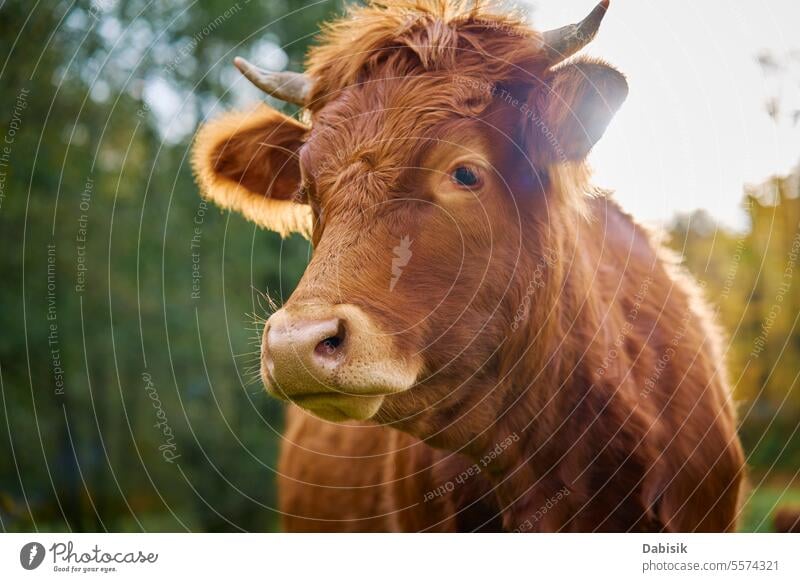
[541,0,610,64]
[234,56,311,106]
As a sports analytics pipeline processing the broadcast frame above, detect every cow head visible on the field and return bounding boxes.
[193,1,626,435]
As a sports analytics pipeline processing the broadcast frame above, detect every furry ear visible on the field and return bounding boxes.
[192,105,312,237]
[527,59,628,165]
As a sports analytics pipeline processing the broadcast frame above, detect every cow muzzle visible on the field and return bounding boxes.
[261,303,419,421]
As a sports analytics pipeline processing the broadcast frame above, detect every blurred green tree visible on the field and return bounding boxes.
[669,169,800,476]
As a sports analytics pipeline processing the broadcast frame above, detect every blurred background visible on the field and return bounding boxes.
[0,0,798,532]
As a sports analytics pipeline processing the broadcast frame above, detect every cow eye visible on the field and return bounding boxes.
[451,166,481,188]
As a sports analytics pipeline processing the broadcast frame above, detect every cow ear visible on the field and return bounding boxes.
[528,59,627,164]
[192,105,312,237]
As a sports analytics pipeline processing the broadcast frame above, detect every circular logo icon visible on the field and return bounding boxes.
[19,542,46,570]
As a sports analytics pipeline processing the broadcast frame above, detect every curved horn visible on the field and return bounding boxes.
[541,0,609,65]
[234,56,311,106]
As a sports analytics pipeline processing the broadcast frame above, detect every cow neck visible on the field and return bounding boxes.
[467,205,599,531]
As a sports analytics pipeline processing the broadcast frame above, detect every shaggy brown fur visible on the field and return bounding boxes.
[194,0,745,531]
[279,406,502,532]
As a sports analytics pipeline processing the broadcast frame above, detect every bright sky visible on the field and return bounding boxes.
[529,0,800,230]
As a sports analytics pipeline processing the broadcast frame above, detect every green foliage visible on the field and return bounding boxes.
[669,172,800,530]
[740,474,800,533]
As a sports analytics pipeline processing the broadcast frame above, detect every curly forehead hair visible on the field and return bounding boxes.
[305,0,550,109]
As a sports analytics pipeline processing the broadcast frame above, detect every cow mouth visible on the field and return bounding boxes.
[288,392,386,422]
[262,370,410,422]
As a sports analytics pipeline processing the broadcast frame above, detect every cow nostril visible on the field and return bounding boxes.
[314,320,346,359]
[316,336,341,356]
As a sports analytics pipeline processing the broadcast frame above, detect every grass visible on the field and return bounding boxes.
[738,474,800,532]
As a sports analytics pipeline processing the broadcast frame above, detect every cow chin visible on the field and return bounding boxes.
[261,302,420,422]
[287,393,385,422]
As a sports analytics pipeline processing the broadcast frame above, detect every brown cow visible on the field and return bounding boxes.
[193,0,745,531]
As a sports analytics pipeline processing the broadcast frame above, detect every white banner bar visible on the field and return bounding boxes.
[1,534,797,581]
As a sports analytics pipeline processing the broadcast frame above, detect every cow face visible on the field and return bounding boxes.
[193,3,626,426]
